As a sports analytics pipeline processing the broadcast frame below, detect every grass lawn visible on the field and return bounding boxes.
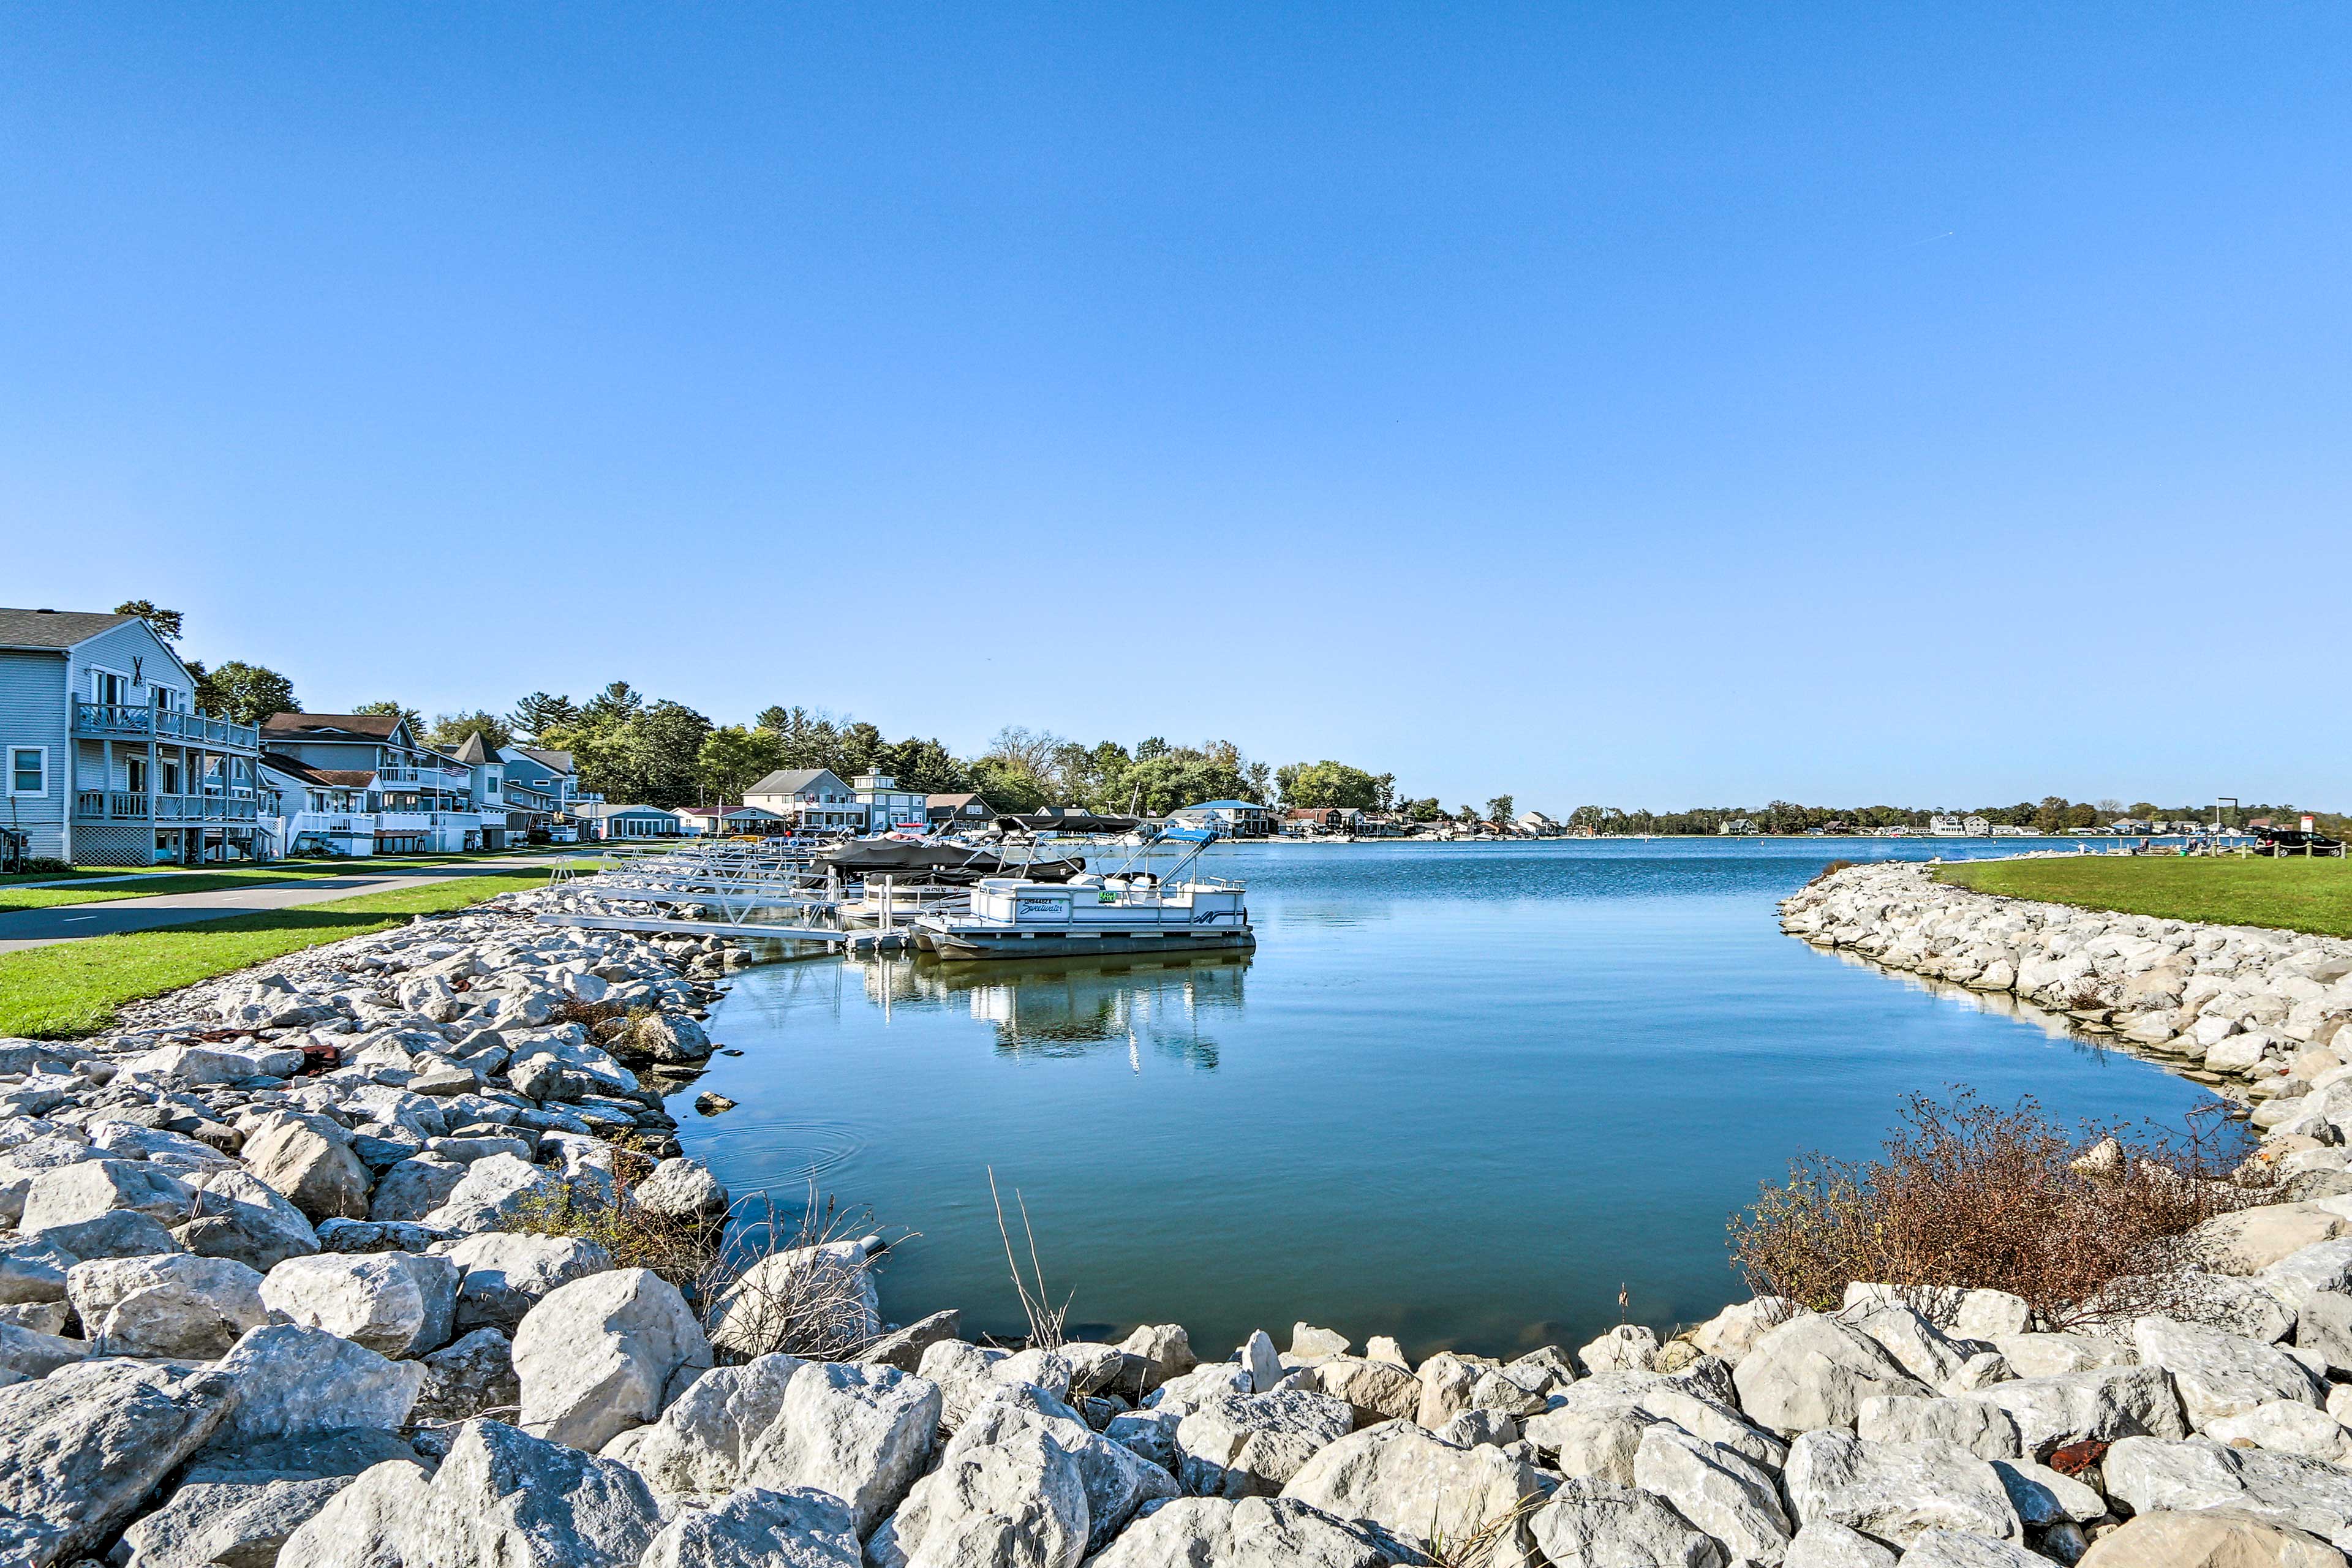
[1936,855,2352,940]
[0,851,560,911]
[0,867,551,1039]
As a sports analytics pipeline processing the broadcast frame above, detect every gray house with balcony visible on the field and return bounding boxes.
[0,606,263,865]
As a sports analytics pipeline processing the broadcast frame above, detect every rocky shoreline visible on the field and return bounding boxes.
[7,880,2352,1565]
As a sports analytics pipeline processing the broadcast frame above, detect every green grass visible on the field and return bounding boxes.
[0,867,551,1039]
[1936,855,2352,939]
[0,850,560,911]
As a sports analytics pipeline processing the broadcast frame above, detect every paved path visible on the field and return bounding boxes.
[0,858,549,955]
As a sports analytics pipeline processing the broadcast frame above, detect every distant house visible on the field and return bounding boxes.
[1963,815,1991,836]
[1515,810,1559,837]
[1,605,264,865]
[1990,823,2032,836]
[1719,818,1758,835]
[573,803,682,840]
[673,806,726,836]
[1169,799,1275,838]
[742,768,866,831]
[1928,815,1965,835]
[500,744,601,828]
[851,771,929,832]
[1283,807,1362,835]
[258,712,494,854]
[927,791,999,826]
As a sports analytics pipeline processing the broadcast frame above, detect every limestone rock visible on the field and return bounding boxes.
[639,1485,861,1568]
[1528,1477,1726,1568]
[1283,1421,1553,1567]
[243,1123,372,1222]
[367,1155,469,1223]
[633,1158,730,1224]
[0,1321,85,1379]
[605,1353,805,1498]
[1084,1494,1395,1568]
[857,1310,963,1374]
[1782,1429,2022,1549]
[404,1419,667,1568]
[2103,1434,2352,1550]
[66,1253,268,1359]
[865,1426,1088,1568]
[1630,1423,1792,1566]
[513,1267,712,1451]
[1280,1355,1420,1427]
[262,1251,459,1357]
[1855,1393,2025,1460]
[2196,1204,2352,1275]
[415,1327,523,1423]
[418,1153,570,1235]
[178,1168,321,1271]
[707,1238,881,1358]
[1177,1387,1354,1498]
[2075,1507,2348,1567]
[20,1158,197,1232]
[212,1324,426,1448]
[740,1360,943,1537]
[1898,1530,2046,1567]
[0,1360,237,1567]
[2131,1314,2324,1428]
[274,1459,431,1568]
[944,1382,1177,1551]
[116,1476,354,1568]
[1730,1311,1931,1435]
[1116,1322,1198,1382]
[1685,1297,1797,1366]
[1972,1364,2189,1458]
[441,1231,612,1331]
[1783,1520,1899,1568]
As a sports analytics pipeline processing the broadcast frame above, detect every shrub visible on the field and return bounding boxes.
[1728,1088,2267,1329]
[1805,859,1857,887]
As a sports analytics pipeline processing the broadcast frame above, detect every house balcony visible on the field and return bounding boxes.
[374,764,474,790]
[73,703,260,753]
[75,791,259,822]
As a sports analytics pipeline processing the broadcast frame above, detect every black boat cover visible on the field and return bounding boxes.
[821,841,1085,884]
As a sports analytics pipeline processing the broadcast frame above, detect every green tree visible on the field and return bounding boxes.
[872,736,970,796]
[353,700,423,734]
[113,600,184,645]
[2032,796,2072,834]
[1403,797,1444,822]
[202,662,299,725]
[510,692,580,741]
[967,756,1053,813]
[581,681,644,728]
[697,725,786,802]
[1486,794,1515,824]
[1276,760,1391,811]
[426,710,512,755]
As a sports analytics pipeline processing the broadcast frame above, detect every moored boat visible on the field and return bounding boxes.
[911,823,1253,960]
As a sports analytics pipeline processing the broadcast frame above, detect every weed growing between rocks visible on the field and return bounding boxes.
[989,1166,1070,1349]
[1804,858,1857,887]
[705,1187,902,1361]
[1728,1087,2270,1328]
[501,1139,717,1287]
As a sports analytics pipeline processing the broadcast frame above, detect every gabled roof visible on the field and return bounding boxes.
[258,753,376,788]
[503,745,575,774]
[0,606,140,650]
[263,713,406,743]
[745,768,844,795]
[928,793,994,810]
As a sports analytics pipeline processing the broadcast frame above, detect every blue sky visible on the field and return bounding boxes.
[4,6,2345,813]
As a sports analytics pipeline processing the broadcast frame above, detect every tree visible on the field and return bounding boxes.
[426,710,512,755]
[2032,796,2071,834]
[510,692,580,741]
[566,698,712,807]
[1277,761,1390,810]
[581,682,644,728]
[202,662,298,725]
[113,600,184,645]
[1403,797,1444,822]
[697,726,786,803]
[967,756,1053,813]
[1486,794,1515,825]
[872,736,970,796]
[353,700,423,734]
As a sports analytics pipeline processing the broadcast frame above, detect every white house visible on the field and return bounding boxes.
[1167,799,1275,838]
[743,769,867,831]
[1,606,264,865]
[1928,815,1965,835]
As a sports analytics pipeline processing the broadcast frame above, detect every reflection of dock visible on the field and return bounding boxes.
[851,950,1251,1066]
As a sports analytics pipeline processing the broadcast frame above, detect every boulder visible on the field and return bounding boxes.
[1989,1332,2136,1379]
[31,1207,181,1260]
[1844,1302,1978,1389]
[1282,1421,1553,1567]
[941,1384,1178,1551]
[1783,1521,1899,1568]
[66,1253,268,1359]
[441,1231,612,1330]
[415,1327,523,1423]
[1280,1355,1420,1427]
[2298,1291,2352,1376]
[1855,1393,2026,1460]
[0,1321,86,1380]
[0,1360,237,1566]
[513,1267,712,1452]
[605,1354,806,1499]
[1242,1329,1281,1393]
[262,1251,459,1358]
[368,1155,470,1223]
[1630,1423,1793,1566]
[1781,1430,2022,1549]
[178,1169,321,1271]
[857,1310,963,1374]
[418,1153,570,1235]
[2103,1434,2352,1550]
[707,1238,882,1357]
[627,1012,713,1065]
[394,1419,666,1568]
[20,1159,197,1232]
[116,1476,358,1568]
[1579,1324,1660,1374]
[865,1426,1088,1568]
[633,1158,730,1225]
[1142,1360,1253,1422]
[1116,1322,1198,1384]
[1972,1365,2188,1458]
[1730,1312,1931,1435]
[1176,1387,1354,1498]
[243,1123,372,1222]
[1685,1297,1798,1366]
[2196,1204,2352,1275]
[1527,1477,1727,1568]
[739,1360,943,1537]
[2075,1507,2348,1567]
[1102,1499,1396,1568]
[639,1485,861,1568]
[1898,1531,2045,1567]
[211,1324,426,1448]
[2130,1315,2324,1428]
[2264,1240,2352,1312]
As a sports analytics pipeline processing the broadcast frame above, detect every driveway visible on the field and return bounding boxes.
[0,857,550,955]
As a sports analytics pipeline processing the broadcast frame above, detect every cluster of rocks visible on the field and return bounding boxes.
[1780,862,2352,1101]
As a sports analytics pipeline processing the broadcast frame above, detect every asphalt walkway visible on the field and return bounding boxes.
[0,856,548,955]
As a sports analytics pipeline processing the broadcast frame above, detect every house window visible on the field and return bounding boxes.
[126,756,148,793]
[9,747,45,795]
[92,670,127,706]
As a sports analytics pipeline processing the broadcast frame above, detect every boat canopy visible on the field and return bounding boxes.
[993,811,1144,835]
[821,840,1086,884]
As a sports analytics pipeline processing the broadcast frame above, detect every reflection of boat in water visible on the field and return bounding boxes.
[912,824,1253,961]
[875,949,1249,1063]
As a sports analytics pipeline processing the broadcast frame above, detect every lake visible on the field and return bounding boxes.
[674,837,2223,1361]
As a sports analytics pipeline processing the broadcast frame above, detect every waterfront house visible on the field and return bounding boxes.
[573,802,683,840]
[1516,810,1560,837]
[1991,823,2032,836]
[1928,815,1964,835]
[743,769,867,831]
[673,806,726,836]
[1964,815,1991,836]
[926,791,1000,827]
[257,713,491,854]
[852,771,929,832]
[1,606,263,865]
[500,745,603,829]
[1283,807,1363,836]
[1169,799,1275,839]
[1719,817,1758,835]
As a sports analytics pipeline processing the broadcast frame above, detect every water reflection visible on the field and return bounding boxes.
[845,951,1248,1068]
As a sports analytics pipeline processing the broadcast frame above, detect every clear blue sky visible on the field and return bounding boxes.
[4,7,2345,813]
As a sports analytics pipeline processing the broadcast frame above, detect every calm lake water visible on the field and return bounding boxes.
[676,838,2223,1360]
